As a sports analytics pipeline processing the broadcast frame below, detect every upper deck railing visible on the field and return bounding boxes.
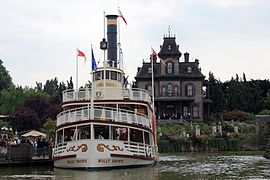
[57,106,151,128]
[62,88,152,104]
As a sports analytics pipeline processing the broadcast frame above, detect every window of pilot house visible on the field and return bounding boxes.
[130,128,143,143]
[111,71,117,80]
[106,70,110,79]
[56,129,63,143]
[117,72,122,82]
[193,106,199,118]
[95,71,101,81]
[94,125,109,139]
[168,84,173,96]
[77,125,91,140]
[187,85,193,97]
[144,131,150,145]
[64,127,76,142]
[167,63,173,74]
[111,126,128,141]
[187,67,192,73]
[148,67,152,74]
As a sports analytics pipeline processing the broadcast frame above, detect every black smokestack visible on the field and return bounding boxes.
[106,15,118,68]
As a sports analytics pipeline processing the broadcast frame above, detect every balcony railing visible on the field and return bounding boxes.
[57,106,151,128]
[62,88,152,104]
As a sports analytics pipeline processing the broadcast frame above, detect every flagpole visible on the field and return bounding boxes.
[76,48,78,90]
[151,47,155,114]
[90,44,94,120]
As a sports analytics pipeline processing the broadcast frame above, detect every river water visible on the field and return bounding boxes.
[0,152,269,180]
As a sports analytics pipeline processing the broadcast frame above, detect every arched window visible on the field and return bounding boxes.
[174,85,178,96]
[187,85,193,97]
[193,106,199,118]
[162,86,166,96]
[168,84,172,96]
[167,62,173,74]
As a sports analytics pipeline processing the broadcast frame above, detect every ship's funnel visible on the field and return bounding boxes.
[106,15,118,68]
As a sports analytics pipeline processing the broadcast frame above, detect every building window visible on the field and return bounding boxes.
[187,67,192,73]
[174,85,178,96]
[193,106,199,118]
[168,84,172,96]
[162,86,166,96]
[167,63,173,74]
[147,85,152,96]
[187,85,193,97]
[148,67,152,74]
[183,106,188,117]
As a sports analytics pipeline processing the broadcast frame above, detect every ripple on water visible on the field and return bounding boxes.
[158,153,270,179]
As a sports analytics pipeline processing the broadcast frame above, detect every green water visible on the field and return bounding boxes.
[0,152,269,180]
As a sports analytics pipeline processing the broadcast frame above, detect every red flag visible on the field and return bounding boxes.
[77,49,86,63]
[118,8,127,25]
[77,50,86,57]
[151,48,166,66]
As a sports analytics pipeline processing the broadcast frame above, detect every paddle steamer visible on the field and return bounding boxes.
[53,14,158,168]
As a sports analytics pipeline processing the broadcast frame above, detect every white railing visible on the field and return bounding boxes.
[62,88,152,104]
[57,106,151,128]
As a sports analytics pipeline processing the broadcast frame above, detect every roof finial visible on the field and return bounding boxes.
[168,25,171,37]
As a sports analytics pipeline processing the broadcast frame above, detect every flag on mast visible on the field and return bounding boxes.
[151,48,166,66]
[118,8,127,25]
[91,47,97,71]
[77,49,86,62]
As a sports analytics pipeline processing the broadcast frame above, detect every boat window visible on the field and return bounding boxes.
[64,127,76,142]
[130,128,143,143]
[77,125,91,140]
[94,125,109,139]
[111,71,117,80]
[144,131,150,145]
[111,126,128,141]
[106,70,110,79]
[95,71,102,81]
[117,72,122,82]
[56,129,63,144]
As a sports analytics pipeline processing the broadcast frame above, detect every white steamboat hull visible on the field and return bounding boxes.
[53,140,157,169]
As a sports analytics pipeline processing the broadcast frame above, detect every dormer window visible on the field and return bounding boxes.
[187,67,192,73]
[167,45,172,51]
[148,67,152,74]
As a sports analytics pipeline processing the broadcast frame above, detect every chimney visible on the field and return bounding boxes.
[195,59,199,66]
[184,52,189,62]
[106,15,118,68]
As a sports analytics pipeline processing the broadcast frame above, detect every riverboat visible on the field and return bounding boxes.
[52,14,158,169]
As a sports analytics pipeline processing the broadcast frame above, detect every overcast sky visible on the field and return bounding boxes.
[1,0,269,87]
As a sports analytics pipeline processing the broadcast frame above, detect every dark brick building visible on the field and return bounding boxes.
[133,34,211,123]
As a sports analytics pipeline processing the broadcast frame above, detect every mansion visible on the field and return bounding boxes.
[133,34,211,123]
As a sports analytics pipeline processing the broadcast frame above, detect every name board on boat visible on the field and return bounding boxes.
[96,82,117,87]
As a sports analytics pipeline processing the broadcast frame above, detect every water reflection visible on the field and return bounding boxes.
[0,152,269,180]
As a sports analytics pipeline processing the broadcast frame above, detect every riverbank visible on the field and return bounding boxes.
[263,151,270,159]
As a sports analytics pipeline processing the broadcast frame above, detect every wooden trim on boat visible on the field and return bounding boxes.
[53,154,76,160]
[110,153,155,160]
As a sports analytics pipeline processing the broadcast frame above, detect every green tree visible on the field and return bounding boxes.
[40,118,56,139]
[0,59,13,91]
[208,72,226,114]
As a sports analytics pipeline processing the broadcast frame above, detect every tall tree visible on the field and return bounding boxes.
[0,59,13,91]
[208,72,226,114]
